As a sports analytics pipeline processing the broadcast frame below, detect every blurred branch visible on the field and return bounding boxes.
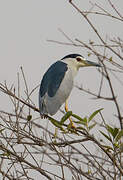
[69,0,123,61]
[75,85,114,101]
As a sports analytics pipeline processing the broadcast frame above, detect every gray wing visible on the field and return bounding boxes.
[39,61,73,115]
[45,69,73,115]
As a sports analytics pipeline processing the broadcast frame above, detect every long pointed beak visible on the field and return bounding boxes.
[85,60,101,67]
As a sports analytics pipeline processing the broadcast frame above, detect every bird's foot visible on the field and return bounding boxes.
[69,118,76,129]
[67,119,78,134]
[40,114,48,119]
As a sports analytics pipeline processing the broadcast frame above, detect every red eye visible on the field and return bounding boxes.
[76,57,81,62]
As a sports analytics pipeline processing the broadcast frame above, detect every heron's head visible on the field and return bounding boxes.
[61,54,101,70]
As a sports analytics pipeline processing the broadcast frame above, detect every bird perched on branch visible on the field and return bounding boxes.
[39,54,101,126]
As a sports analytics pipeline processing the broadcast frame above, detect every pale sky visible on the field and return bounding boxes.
[0,1,123,178]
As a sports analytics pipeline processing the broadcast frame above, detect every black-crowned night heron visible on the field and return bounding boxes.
[39,54,100,126]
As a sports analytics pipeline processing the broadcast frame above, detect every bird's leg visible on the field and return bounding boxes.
[65,100,75,128]
[65,99,69,112]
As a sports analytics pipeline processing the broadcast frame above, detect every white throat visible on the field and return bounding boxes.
[61,59,79,78]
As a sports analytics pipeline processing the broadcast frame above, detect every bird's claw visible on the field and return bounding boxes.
[40,114,48,119]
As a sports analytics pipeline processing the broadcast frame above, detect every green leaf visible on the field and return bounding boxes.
[0,152,11,157]
[106,125,114,136]
[71,114,83,121]
[73,121,86,125]
[87,52,92,57]
[27,115,32,121]
[72,114,87,125]
[100,131,112,142]
[106,125,119,139]
[60,111,72,124]
[48,117,63,130]
[112,128,119,139]
[113,143,119,148]
[109,57,112,61]
[88,123,96,131]
[115,129,123,141]
[88,108,103,122]
[80,117,88,126]
[76,126,86,131]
